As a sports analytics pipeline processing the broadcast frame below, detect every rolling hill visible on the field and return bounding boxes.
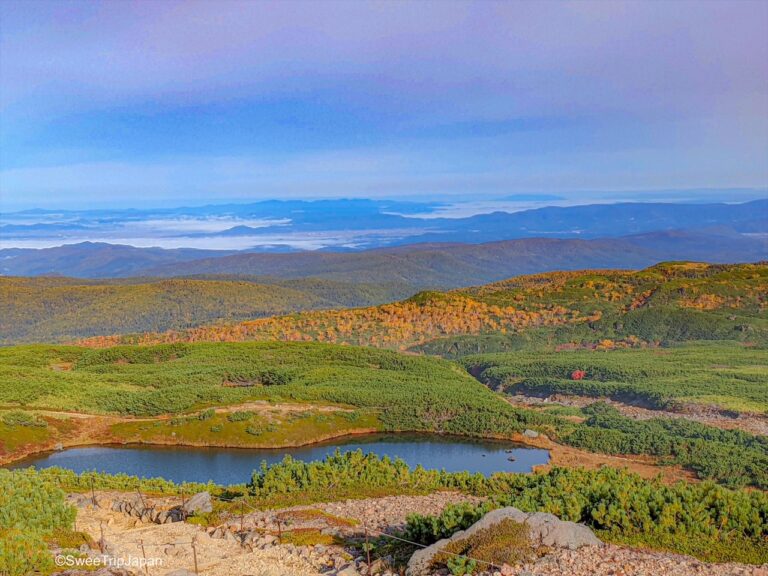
[77,262,768,351]
[0,242,238,278]
[0,276,415,344]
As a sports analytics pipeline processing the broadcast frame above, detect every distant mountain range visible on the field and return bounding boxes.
[1,227,765,282]
[2,198,766,252]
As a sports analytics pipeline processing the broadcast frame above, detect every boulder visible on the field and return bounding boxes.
[406,507,600,576]
[523,429,539,438]
[182,491,212,515]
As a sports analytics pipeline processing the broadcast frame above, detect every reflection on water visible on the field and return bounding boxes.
[8,433,550,485]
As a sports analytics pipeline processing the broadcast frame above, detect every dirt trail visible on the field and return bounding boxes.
[509,431,697,484]
[211,400,354,414]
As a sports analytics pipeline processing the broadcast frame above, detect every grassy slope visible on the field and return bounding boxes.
[109,407,381,447]
[2,339,767,488]
[0,341,548,430]
[461,341,768,414]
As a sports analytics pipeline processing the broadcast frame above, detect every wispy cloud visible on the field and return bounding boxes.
[0,0,766,208]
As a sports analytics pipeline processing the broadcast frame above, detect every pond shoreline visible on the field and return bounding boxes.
[5,430,546,462]
[6,432,552,484]
[0,423,547,465]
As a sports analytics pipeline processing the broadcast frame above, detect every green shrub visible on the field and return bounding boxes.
[2,410,47,428]
[0,469,76,575]
[560,403,768,489]
[404,466,768,564]
[227,410,254,422]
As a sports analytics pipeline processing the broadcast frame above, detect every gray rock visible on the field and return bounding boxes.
[523,429,539,438]
[523,511,601,549]
[223,529,238,543]
[407,537,452,576]
[183,491,212,515]
[406,507,600,576]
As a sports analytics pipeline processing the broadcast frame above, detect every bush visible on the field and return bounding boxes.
[227,410,254,422]
[405,466,768,564]
[2,410,47,428]
[561,404,768,489]
[0,469,76,575]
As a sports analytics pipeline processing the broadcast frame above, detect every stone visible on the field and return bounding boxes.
[406,507,600,576]
[523,429,539,438]
[223,529,238,543]
[183,491,213,515]
[407,537,452,576]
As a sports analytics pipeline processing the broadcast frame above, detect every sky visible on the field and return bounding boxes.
[1,0,767,210]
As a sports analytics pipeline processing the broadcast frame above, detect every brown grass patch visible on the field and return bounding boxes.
[434,518,535,570]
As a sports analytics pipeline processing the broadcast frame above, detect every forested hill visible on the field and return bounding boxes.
[113,229,768,281]
[0,276,415,344]
[78,262,768,352]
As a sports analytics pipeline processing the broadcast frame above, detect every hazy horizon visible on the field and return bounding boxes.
[1,193,765,252]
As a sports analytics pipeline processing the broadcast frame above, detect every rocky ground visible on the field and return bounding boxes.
[60,490,767,576]
[498,545,766,576]
[302,493,484,533]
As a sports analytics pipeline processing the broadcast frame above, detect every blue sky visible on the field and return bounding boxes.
[1,0,767,210]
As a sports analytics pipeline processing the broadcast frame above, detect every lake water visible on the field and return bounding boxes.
[8,433,549,485]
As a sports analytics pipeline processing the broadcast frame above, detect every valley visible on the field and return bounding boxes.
[2,261,767,574]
